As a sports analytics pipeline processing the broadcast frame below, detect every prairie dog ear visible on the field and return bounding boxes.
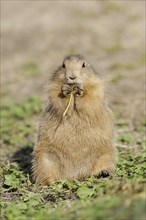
[82,60,90,68]
[62,62,66,68]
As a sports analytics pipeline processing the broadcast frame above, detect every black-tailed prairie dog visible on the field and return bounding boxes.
[32,55,117,185]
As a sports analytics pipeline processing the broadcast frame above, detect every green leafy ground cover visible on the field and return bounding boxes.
[0,96,146,220]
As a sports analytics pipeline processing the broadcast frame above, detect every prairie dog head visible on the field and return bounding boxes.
[53,55,98,85]
[51,55,104,98]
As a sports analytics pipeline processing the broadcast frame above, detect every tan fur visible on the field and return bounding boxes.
[32,55,118,185]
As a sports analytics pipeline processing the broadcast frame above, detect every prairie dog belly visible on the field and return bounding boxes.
[32,55,117,185]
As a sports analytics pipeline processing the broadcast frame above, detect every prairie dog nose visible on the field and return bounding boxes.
[69,76,76,80]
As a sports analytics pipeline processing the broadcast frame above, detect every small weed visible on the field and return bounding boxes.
[123,63,136,71]
[116,119,129,127]
[119,134,132,144]
[104,1,125,13]
[1,163,31,191]
[105,43,123,54]
[76,186,94,200]
[111,74,123,84]
[23,61,42,77]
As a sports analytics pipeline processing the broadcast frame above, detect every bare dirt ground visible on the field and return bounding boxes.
[1,1,145,125]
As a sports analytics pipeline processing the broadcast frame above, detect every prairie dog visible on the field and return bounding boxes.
[32,55,117,185]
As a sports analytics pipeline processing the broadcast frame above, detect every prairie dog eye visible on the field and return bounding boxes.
[82,62,86,68]
[62,62,65,68]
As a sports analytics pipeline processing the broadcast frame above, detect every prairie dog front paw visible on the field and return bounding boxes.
[62,84,72,97]
[74,84,84,97]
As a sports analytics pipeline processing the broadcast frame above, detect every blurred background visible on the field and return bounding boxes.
[1,1,145,148]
